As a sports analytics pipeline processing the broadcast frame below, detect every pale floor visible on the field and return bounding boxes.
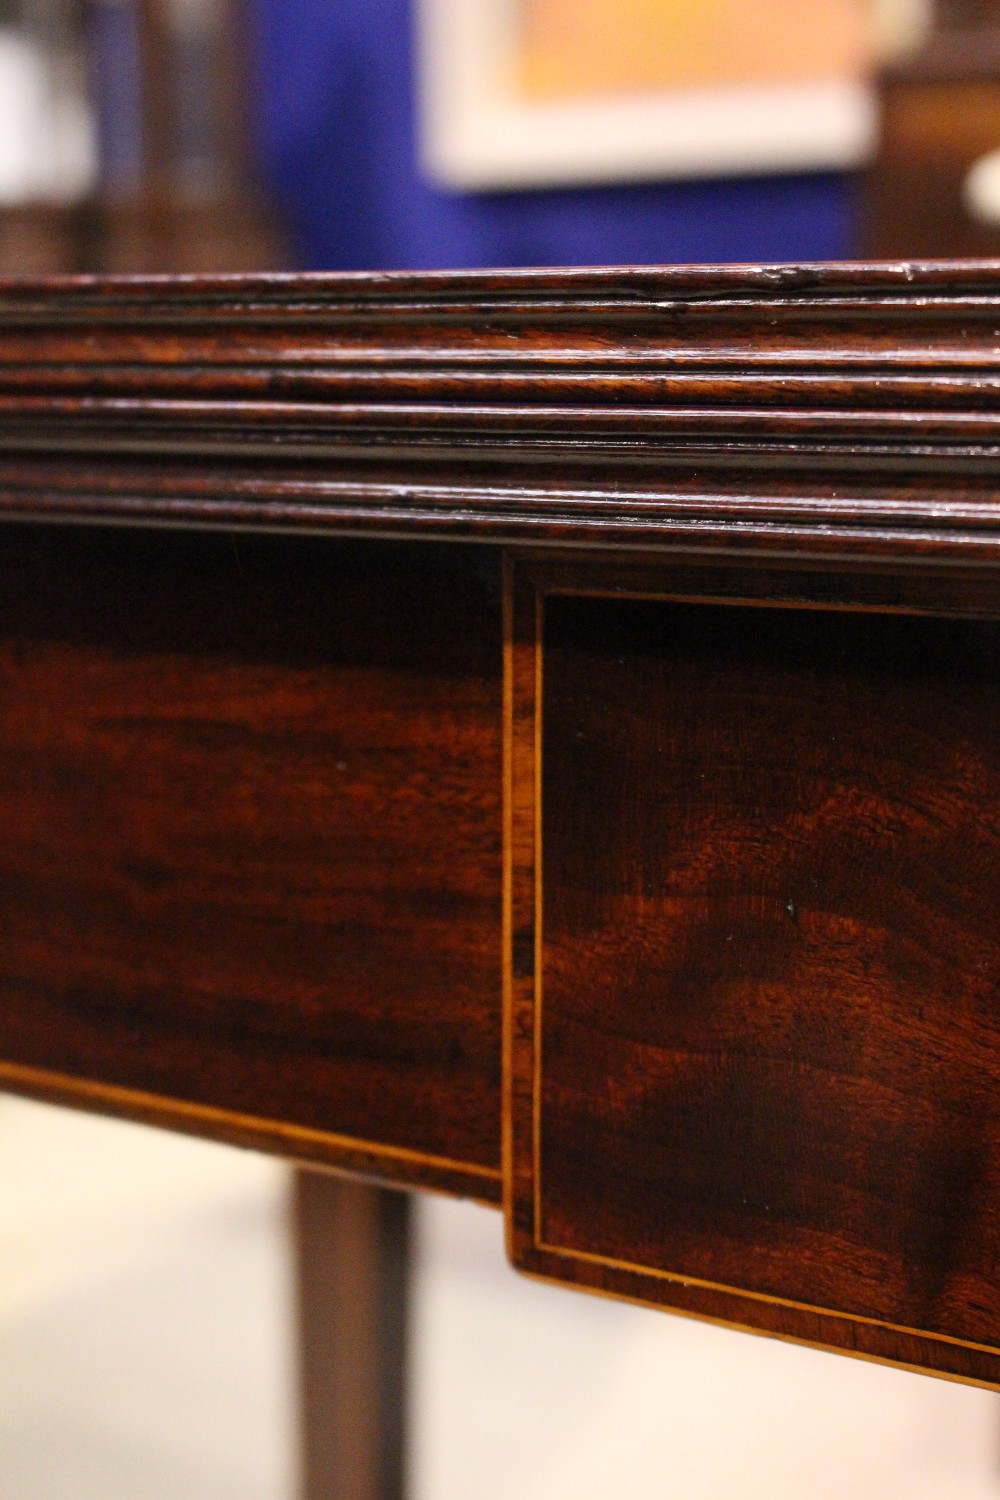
[2,1095,1000,1499]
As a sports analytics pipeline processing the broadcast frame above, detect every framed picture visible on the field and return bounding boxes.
[416,0,879,190]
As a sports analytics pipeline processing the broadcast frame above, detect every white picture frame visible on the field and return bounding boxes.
[415,0,878,192]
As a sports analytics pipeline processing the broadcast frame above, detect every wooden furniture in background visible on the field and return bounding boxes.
[865,0,1000,255]
[4,263,1000,1491]
[0,0,282,273]
[0,202,89,273]
[94,0,282,272]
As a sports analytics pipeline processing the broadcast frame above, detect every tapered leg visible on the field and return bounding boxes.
[292,1170,411,1500]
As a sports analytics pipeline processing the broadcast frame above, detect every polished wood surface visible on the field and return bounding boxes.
[1,264,1000,561]
[0,526,502,1199]
[294,1173,410,1500]
[3,263,1000,1393]
[507,555,1000,1387]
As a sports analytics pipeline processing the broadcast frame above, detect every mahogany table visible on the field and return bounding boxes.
[3,263,1000,1495]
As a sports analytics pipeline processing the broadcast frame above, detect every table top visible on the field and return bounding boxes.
[0,259,997,562]
[4,260,1000,1391]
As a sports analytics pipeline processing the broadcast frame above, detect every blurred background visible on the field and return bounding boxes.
[7,1091,1000,1500]
[2,0,1000,274]
[5,1,1000,1497]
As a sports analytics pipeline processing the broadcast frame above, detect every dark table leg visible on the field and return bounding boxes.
[292,1170,411,1500]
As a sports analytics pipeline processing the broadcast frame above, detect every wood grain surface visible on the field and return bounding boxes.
[1,264,1000,562]
[293,1173,410,1500]
[507,555,1000,1386]
[0,526,502,1198]
[6,266,1000,1386]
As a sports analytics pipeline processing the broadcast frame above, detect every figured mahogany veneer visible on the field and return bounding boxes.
[0,528,502,1198]
[5,263,1000,1386]
[505,556,1000,1387]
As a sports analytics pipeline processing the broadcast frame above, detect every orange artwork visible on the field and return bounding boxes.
[516,0,874,101]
